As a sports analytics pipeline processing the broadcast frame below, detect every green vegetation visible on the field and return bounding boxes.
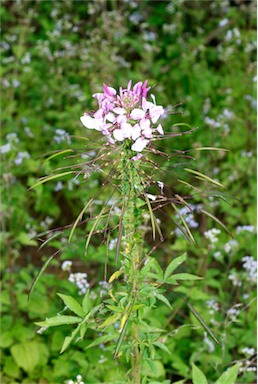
[1,1,256,383]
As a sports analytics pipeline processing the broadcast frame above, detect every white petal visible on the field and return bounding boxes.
[113,129,125,141]
[130,108,145,120]
[106,112,115,122]
[131,137,149,152]
[94,118,104,131]
[80,115,96,129]
[140,118,150,130]
[113,107,126,115]
[121,123,133,139]
[149,106,164,124]
[132,124,141,140]
[156,124,164,135]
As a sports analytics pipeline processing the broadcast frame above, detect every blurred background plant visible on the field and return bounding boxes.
[0,0,256,383]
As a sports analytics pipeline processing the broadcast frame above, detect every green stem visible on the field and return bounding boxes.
[121,146,142,383]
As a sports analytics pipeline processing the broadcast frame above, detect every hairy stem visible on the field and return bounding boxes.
[121,146,142,382]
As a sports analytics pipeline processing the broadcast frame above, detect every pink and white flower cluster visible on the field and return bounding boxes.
[80,80,164,153]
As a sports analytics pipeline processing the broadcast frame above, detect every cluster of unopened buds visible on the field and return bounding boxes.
[80,80,164,154]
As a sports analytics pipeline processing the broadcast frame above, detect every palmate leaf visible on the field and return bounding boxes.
[98,313,122,329]
[153,341,171,355]
[35,315,82,327]
[155,293,173,310]
[57,293,85,317]
[82,290,92,314]
[173,273,202,281]
[164,253,187,281]
[60,323,81,354]
[86,334,117,349]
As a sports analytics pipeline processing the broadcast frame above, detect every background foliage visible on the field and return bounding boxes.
[1,0,256,383]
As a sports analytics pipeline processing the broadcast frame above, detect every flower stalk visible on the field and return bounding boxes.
[119,143,144,382]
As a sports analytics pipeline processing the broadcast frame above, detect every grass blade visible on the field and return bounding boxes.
[193,147,229,152]
[201,209,233,238]
[184,168,225,189]
[85,206,106,254]
[38,231,62,250]
[28,253,57,301]
[68,198,93,243]
[145,196,156,240]
[29,171,74,190]
[187,302,220,345]
[43,149,73,162]
[171,203,196,244]
[116,203,126,265]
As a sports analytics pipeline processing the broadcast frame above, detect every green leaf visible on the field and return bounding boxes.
[86,334,116,349]
[165,277,178,285]
[79,323,88,339]
[10,341,41,372]
[215,364,239,384]
[155,293,173,310]
[153,341,171,355]
[57,293,85,317]
[109,270,123,283]
[82,290,92,314]
[173,273,202,281]
[164,253,186,280]
[17,232,37,246]
[192,363,208,384]
[35,315,82,327]
[151,259,164,280]
[98,313,121,329]
[60,324,81,354]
